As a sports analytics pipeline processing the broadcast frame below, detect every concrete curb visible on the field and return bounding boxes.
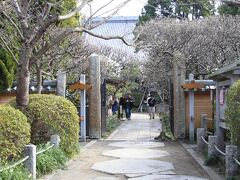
[106,120,127,140]
[179,140,224,180]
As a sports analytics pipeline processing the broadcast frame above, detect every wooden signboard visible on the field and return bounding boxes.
[69,82,92,90]
[182,82,204,90]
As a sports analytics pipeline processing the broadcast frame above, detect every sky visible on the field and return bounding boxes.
[83,0,148,17]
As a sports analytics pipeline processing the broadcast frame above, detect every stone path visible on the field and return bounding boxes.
[48,113,211,180]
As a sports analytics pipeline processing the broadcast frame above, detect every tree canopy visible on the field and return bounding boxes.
[0,0,130,108]
[138,0,215,24]
[135,16,240,96]
[218,2,240,15]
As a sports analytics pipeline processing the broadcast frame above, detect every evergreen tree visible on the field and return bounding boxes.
[138,0,215,24]
[0,48,16,91]
[218,2,240,15]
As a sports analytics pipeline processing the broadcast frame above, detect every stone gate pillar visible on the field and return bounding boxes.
[57,72,66,97]
[172,54,185,138]
[89,54,101,138]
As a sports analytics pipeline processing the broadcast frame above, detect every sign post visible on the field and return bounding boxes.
[69,75,92,142]
[80,74,86,142]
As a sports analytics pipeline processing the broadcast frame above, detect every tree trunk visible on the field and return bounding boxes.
[16,45,31,109]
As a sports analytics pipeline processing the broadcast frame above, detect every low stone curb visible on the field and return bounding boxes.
[179,140,224,180]
[106,120,127,140]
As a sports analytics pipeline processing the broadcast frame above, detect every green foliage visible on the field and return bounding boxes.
[106,115,120,133]
[121,61,141,95]
[218,4,240,15]
[225,80,240,147]
[106,84,117,95]
[0,163,31,180]
[0,105,30,161]
[10,94,80,157]
[138,0,215,24]
[58,0,80,27]
[102,115,120,138]
[131,92,142,108]
[36,144,68,177]
[66,90,80,109]
[160,112,174,140]
[0,48,16,91]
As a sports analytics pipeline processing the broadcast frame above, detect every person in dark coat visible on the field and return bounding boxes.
[125,95,134,120]
[119,96,124,118]
[112,96,118,114]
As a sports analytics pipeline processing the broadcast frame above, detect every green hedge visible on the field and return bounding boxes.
[10,94,80,157]
[0,105,30,161]
[225,80,240,147]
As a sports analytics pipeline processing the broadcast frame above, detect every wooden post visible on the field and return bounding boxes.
[80,74,86,142]
[89,54,101,138]
[189,74,195,143]
[101,79,107,133]
[215,84,224,150]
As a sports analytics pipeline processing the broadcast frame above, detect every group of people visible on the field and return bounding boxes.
[108,94,134,120]
[108,93,156,120]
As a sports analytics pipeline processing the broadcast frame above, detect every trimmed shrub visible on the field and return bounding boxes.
[10,94,80,157]
[225,80,240,147]
[0,105,30,161]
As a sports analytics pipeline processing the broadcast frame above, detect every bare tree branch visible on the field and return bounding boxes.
[0,36,19,65]
[2,10,23,40]
[83,28,133,47]
[58,0,88,21]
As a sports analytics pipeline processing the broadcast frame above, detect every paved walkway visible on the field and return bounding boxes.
[47,113,211,180]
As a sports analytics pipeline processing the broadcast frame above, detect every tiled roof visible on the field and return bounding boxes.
[85,16,144,59]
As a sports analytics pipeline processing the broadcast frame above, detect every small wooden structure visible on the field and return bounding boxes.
[207,60,240,149]
[0,80,58,105]
[182,74,215,143]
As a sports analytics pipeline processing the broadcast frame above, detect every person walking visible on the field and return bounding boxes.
[148,94,156,119]
[125,95,134,120]
[112,96,118,115]
[119,96,124,119]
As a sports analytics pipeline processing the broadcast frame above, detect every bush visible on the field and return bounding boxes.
[0,163,31,180]
[225,80,240,147]
[36,144,68,177]
[106,114,120,132]
[10,94,80,157]
[0,105,30,161]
